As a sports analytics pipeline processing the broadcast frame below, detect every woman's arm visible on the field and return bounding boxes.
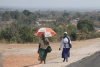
[59,38,63,50]
[38,43,41,49]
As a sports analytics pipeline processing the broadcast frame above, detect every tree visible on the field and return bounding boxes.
[2,12,11,21]
[53,27,60,33]
[10,11,19,19]
[1,27,12,41]
[77,19,95,32]
[0,11,3,16]
[19,26,39,43]
[22,10,31,16]
[70,30,78,41]
[57,17,65,22]
[63,12,70,17]
[76,12,82,18]
[50,11,56,16]
[82,27,88,33]
[33,27,39,31]
[29,14,37,22]
[90,15,96,21]
[98,16,100,21]
[67,24,77,35]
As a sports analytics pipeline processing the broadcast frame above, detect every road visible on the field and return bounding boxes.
[31,38,100,67]
[66,51,100,67]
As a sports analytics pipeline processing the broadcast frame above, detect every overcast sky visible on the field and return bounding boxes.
[0,0,100,9]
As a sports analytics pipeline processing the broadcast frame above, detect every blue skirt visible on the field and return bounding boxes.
[62,48,70,59]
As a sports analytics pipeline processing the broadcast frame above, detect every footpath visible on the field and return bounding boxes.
[31,39,100,67]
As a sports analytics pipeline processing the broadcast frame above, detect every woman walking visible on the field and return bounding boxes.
[59,32,72,62]
[38,34,52,64]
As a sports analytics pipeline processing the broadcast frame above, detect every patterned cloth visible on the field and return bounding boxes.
[38,37,50,61]
[38,48,47,61]
[62,48,70,59]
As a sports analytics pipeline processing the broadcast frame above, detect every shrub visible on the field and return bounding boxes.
[79,35,86,40]
[48,36,57,42]
[33,36,40,43]
[91,32,100,38]
[77,19,95,32]
[82,27,88,33]
[17,38,23,43]
[70,30,78,41]
[10,36,17,43]
[67,24,77,35]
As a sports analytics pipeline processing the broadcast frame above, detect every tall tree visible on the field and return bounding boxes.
[63,12,70,17]
[10,11,19,19]
[77,19,95,32]
[22,10,31,16]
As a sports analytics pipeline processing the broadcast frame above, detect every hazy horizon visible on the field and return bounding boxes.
[0,0,100,9]
[1,0,100,12]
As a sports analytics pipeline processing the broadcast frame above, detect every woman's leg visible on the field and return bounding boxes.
[43,55,47,63]
[44,59,46,63]
[65,56,68,62]
[66,48,70,62]
[39,54,42,64]
[40,56,42,64]
[63,58,65,62]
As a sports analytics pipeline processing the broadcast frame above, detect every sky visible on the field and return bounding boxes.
[0,0,100,9]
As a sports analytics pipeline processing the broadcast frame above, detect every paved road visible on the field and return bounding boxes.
[66,51,100,67]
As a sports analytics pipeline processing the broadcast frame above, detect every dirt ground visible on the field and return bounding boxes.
[0,38,100,67]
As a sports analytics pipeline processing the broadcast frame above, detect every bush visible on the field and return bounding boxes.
[48,36,57,42]
[17,38,23,43]
[77,19,95,32]
[19,26,35,43]
[0,31,3,40]
[91,32,100,38]
[86,33,92,39]
[1,27,12,41]
[48,35,61,42]
[52,27,61,34]
[33,36,40,43]
[10,36,17,43]
[67,24,77,35]
[78,35,86,40]
[82,27,88,33]
[70,30,78,41]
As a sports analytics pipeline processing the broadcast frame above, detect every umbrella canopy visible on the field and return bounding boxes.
[34,27,56,37]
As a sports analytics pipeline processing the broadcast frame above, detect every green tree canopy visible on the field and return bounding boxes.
[76,12,82,18]
[70,30,78,41]
[1,27,12,41]
[22,10,31,16]
[53,27,61,33]
[50,11,56,16]
[63,12,70,17]
[10,11,19,19]
[19,26,39,43]
[77,19,95,32]
[67,24,77,35]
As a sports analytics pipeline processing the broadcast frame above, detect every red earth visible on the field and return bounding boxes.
[4,53,39,67]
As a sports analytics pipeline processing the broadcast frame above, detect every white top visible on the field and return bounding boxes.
[60,37,71,49]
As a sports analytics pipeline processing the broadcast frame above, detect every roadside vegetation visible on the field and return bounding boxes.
[0,10,100,43]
